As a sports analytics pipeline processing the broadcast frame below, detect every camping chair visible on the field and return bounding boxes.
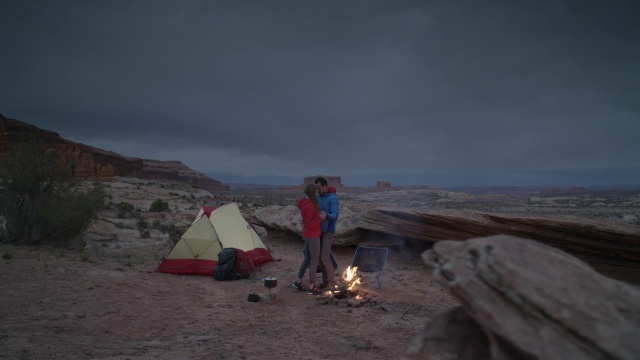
[351,246,388,288]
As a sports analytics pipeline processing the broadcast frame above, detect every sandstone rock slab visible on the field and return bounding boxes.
[417,235,640,360]
[361,208,640,284]
[249,205,362,246]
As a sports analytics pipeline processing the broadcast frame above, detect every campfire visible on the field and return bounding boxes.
[318,266,378,307]
[327,266,362,299]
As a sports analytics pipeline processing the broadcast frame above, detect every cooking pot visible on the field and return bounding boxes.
[264,277,277,288]
[247,293,260,302]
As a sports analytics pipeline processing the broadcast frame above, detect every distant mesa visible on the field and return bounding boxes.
[376,181,392,190]
[279,176,394,191]
[302,175,346,190]
[540,186,591,196]
[278,175,347,191]
[0,113,229,191]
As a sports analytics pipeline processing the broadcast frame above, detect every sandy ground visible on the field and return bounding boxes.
[0,230,458,360]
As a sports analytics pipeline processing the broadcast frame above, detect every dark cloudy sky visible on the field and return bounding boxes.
[1,1,639,187]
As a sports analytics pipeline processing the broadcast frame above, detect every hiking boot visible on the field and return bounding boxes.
[292,281,306,291]
[307,287,323,295]
[318,282,328,290]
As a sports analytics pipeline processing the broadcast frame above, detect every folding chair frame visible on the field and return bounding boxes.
[351,246,388,288]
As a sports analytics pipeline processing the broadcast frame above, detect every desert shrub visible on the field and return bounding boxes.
[137,217,151,238]
[151,219,162,229]
[149,199,169,212]
[117,202,135,212]
[36,182,108,248]
[136,217,149,231]
[0,142,107,248]
[167,224,183,242]
[116,202,135,218]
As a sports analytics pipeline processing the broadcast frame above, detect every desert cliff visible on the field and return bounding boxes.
[0,114,229,191]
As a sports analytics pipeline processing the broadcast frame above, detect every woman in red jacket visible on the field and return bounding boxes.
[292,184,326,295]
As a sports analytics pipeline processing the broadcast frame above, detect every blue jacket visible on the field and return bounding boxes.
[317,192,339,233]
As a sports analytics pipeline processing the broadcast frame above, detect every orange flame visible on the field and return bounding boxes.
[342,266,362,291]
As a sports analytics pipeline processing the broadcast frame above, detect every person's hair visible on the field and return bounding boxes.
[304,184,320,210]
[314,177,328,186]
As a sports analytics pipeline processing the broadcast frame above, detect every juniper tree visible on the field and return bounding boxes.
[0,142,107,248]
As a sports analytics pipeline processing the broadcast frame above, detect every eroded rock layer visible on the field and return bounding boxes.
[0,114,229,191]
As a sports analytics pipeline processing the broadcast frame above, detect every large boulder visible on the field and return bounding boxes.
[411,235,640,360]
[250,205,362,245]
[83,219,119,242]
[360,208,640,284]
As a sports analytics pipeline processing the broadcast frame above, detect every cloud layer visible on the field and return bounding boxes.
[2,1,639,186]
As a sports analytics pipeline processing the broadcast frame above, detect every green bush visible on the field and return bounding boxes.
[136,217,149,231]
[116,202,135,218]
[167,224,183,243]
[151,219,162,229]
[149,199,169,212]
[136,217,151,238]
[0,142,107,249]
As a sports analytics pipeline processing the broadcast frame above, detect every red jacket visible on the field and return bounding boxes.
[297,197,322,238]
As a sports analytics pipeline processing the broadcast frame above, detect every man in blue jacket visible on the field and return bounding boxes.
[314,176,340,288]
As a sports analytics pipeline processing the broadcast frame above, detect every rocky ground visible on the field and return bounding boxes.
[1,178,638,359]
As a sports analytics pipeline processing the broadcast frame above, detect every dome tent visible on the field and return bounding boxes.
[156,203,273,275]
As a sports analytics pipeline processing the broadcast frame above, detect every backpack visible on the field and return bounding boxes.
[234,248,256,277]
[213,248,241,281]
